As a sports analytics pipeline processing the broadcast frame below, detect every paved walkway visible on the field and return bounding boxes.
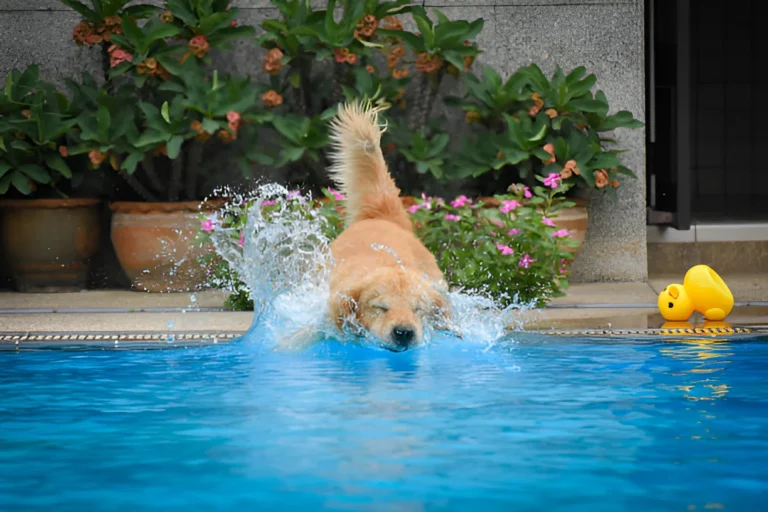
[0,282,764,335]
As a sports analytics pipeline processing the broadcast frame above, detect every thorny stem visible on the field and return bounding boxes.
[332,61,346,108]
[408,69,445,132]
[186,141,202,200]
[300,56,314,115]
[120,170,159,202]
[99,43,115,95]
[168,150,184,202]
[141,154,165,192]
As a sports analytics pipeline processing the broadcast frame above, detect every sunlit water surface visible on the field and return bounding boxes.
[1,334,767,511]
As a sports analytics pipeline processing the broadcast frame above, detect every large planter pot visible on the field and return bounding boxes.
[110,201,221,293]
[0,198,101,292]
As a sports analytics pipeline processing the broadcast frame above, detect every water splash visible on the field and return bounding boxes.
[207,184,533,350]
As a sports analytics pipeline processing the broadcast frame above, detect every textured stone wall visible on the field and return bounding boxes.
[0,0,647,283]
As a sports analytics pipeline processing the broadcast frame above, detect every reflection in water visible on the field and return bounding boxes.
[659,322,734,402]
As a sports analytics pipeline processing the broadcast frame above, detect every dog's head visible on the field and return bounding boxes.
[332,268,452,351]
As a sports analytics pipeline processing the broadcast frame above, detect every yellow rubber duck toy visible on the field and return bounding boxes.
[657,265,734,322]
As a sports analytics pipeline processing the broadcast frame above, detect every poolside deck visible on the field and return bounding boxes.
[1,280,766,342]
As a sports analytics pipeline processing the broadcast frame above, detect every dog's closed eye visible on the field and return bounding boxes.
[370,303,389,312]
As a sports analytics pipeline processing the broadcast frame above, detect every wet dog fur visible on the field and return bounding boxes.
[278,100,455,351]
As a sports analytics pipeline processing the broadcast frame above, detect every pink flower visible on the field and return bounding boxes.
[451,195,471,208]
[327,187,344,201]
[261,200,276,208]
[287,190,302,200]
[496,244,515,256]
[408,204,423,214]
[524,187,532,199]
[420,193,432,210]
[542,216,556,227]
[551,229,570,238]
[238,231,245,247]
[201,219,214,232]
[491,219,504,228]
[499,200,521,214]
[519,253,535,268]
[543,172,560,189]
[444,213,461,222]
[490,231,498,236]
[507,228,520,236]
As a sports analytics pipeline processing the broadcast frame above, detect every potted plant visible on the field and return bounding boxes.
[0,65,102,293]
[64,0,259,292]
[442,63,644,254]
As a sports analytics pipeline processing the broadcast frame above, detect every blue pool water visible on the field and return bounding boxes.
[1,333,767,511]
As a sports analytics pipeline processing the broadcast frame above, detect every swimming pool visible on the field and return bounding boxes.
[1,333,766,511]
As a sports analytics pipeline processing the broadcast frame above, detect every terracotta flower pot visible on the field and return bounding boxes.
[110,201,222,293]
[0,198,101,292]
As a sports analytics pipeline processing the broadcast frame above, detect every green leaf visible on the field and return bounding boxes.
[161,101,171,124]
[566,66,586,85]
[61,0,96,20]
[532,147,554,162]
[0,137,5,152]
[157,80,186,94]
[134,130,168,148]
[588,151,619,170]
[166,135,184,159]
[0,173,11,194]
[0,161,11,178]
[120,16,144,48]
[10,171,32,195]
[201,118,220,134]
[617,165,637,178]
[122,4,161,19]
[277,146,305,165]
[568,98,608,113]
[97,105,111,143]
[528,118,548,142]
[494,148,528,168]
[45,154,72,178]
[19,163,50,184]
[378,29,424,52]
[146,22,183,44]
[565,74,597,102]
[413,14,435,50]
[597,111,644,132]
[121,152,143,174]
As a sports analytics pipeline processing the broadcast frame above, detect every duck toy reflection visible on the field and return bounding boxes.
[657,265,734,322]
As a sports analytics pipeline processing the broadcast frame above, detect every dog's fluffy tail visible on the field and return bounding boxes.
[327,100,411,230]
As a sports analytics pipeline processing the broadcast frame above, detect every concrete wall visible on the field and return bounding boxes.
[0,0,648,283]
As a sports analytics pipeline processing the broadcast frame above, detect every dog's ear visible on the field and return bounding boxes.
[330,286,362,329]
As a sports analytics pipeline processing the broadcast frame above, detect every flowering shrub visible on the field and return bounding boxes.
[0,65,79,196]
[406,176,579,307]
[446,64,643,194]
[251,0,483,192]
[63,0,260,202]
[200,179,578,310]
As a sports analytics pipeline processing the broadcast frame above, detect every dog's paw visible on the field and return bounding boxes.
[274,327,324,352]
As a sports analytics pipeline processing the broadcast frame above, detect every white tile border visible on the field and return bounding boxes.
[647,225,696,243]
[648,223,768,243]
[696,223,768,242]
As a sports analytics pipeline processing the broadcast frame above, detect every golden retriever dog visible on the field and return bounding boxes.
[324,100,454,351]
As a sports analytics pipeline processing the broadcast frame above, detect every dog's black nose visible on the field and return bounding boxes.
[392,326,415,347]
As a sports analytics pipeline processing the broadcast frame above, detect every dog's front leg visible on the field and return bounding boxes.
[274,326,325,352]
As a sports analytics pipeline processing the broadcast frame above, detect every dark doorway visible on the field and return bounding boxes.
[647,0,768,226]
